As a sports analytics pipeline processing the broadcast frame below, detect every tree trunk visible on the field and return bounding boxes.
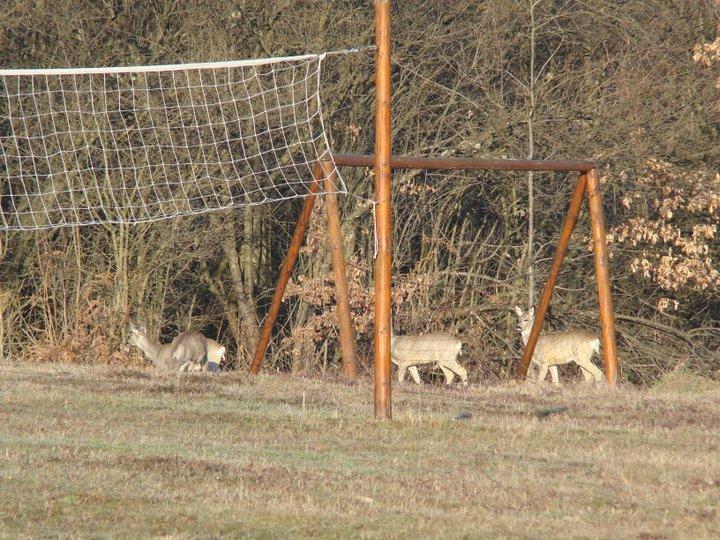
[220,212,260,365]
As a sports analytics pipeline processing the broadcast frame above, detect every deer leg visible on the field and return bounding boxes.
[457,363,468,385]
[577,363,593,383]
[537,364,549,383]
[408,365,422,385]
[577,359,603,382]
[526,361,541,382]
[439,364,455,384]
[525,361,535,378]
[549,365,561,386]
[444,360,468,385]
[391,355,404,383]
[397,363,408,384]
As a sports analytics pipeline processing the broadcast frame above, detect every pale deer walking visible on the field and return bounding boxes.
[127,321,225,373]
[514,306,603,384]
[391,331,467,385]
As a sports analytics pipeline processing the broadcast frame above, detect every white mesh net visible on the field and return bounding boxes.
[0,54,344,230]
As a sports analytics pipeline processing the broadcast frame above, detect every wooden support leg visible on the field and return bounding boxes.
[321,160,358,381]
[516,174,588,379]
[374,0,393,419]
[249,165,321,374]
[586,168,619,384]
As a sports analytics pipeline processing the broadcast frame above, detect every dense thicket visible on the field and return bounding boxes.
[0,1,718,383]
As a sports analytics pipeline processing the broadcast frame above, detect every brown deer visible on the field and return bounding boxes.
[514,306,603,384]
[127,321,225,373]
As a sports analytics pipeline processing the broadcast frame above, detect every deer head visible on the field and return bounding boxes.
[126,320,147,349]
[514,305,536,338]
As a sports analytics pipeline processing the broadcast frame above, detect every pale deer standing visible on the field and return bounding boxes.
[127,321,225,373]
[391,330,468,385]
[514,306,603,384]
[171,330,208,371]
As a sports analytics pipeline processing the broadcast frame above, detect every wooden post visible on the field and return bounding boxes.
[586,168,619,384]
[374,0,393,419]
[321,159,358,380]
[516,173,588,379]
[249,165,321,374]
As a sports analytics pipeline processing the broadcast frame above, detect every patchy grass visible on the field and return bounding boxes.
[651,368,720,395]
[1,363,719,538]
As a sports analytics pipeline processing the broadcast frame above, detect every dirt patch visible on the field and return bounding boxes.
[124,381,211,395]
[113,455,315,488]
[116,454,235,476]
[107,369,152,381]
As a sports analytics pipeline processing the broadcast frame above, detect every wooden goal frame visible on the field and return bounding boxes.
[250,0,619,420]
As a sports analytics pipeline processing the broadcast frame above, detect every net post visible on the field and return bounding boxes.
[585,168,619,384]
[374,0,393,419]
[516,173,588,380]
[321,159,358,381]
[249,167,321,374]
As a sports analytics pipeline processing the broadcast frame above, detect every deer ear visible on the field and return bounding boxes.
[528,306,535,318]
[514,305,523,317]
[128,320,137,332]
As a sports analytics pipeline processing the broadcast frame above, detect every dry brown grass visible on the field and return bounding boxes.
[1,362,719,538]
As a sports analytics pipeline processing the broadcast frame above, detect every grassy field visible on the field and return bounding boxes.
[1,363,719,538]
